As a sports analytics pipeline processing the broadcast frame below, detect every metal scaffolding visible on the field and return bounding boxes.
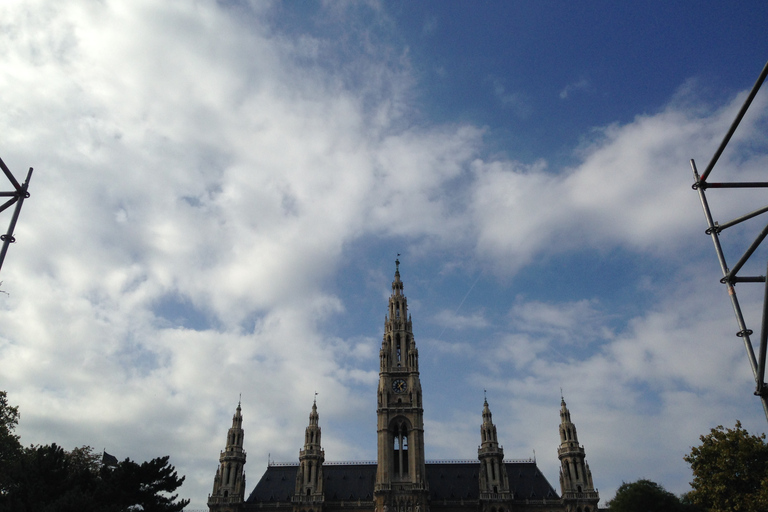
[0,156,33,274]
[691,59,768,422]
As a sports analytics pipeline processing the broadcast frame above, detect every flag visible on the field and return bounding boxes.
[102,450,118,467]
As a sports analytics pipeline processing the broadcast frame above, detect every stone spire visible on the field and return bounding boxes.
[208,401,247,512]
[375,260,428,512]
[557,397,599,512]
[478,396,510,504]
[293,397,325,512]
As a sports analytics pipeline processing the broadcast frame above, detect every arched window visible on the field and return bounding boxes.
[402,432,409,475]
[392,420,409,478]
[396,335,401,362]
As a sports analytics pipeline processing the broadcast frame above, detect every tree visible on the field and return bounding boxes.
[0,391,22,498]
[0,393,189,511]
[684,420,768,512]
[607,479,688,512]
[1,443,107,512]
[2,445,190,512]
[102,455,190,512]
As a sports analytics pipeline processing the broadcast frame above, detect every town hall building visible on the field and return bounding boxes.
[208,263,600,512]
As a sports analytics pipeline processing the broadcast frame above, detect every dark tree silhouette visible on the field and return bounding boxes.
[0,391,189,512]
[607,479,690,512]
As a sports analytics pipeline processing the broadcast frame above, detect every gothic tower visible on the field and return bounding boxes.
[375,260,428,512]
[478,396,511,508]
[557,397,599,512]
[293,398,325,512]
[209,402,247,512]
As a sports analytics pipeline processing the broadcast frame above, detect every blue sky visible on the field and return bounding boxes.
[1,1,767,509]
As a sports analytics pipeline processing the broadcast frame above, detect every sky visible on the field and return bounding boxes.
[1,1,768,509]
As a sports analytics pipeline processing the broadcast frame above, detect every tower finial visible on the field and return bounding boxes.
[314,391,318,406]
[395,254,400,272]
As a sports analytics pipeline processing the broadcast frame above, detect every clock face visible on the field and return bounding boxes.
[392,379,407,394]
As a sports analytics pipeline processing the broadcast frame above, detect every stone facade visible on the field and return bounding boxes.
[208,264,600,512]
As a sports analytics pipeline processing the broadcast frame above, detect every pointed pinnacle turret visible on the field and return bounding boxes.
[482,396,493,425]
[560,396,573,433]
[296,399,325,503]
[557,396,598,507]
[381,260,417,372]
[392,258,403,296]
[479,396,499,448]
[478,395,509,497]
[310,398,319,427]
[209,401,247,507]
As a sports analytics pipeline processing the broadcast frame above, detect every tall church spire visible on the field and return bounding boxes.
[557,397,599,512]
[293,398,325,512]
[209,401,247,512]
[478,396,510,505]
[375,261,428,512]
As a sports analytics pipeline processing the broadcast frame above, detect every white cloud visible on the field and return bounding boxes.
[488,76,531,117]
[462,273,763,502]
[559,78,589,99]
[469,90,768,274]
[509,298,611,344]
[432,308,489,330]
[1,1,767,509]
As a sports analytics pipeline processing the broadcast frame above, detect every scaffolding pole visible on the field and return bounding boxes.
[690,59,768,422]
[0,156,33,274]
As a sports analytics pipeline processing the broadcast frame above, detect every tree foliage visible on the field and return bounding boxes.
[0,392,189,512]
[607,479,690,512]
[684,421,768,512]
[0,391,22,498]
[101,455,190,512]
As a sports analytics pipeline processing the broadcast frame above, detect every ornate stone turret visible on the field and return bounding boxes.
[557,397,599,512]
[293,398,325,512]
[478,396,511,506]
[209,401,247,512]
[375,259,428,512]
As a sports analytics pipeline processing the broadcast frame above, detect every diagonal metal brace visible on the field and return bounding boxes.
[0,156,33,274]
[689,56,768,422]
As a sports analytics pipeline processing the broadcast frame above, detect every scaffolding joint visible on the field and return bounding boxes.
[705,223,722,235]
[692,180,707,191]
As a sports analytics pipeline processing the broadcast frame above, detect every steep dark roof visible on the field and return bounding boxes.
[248,464,298,503]
[426,462,559,501]
[247,462,559,503]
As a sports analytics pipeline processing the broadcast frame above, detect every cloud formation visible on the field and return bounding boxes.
[0,2,766,509]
